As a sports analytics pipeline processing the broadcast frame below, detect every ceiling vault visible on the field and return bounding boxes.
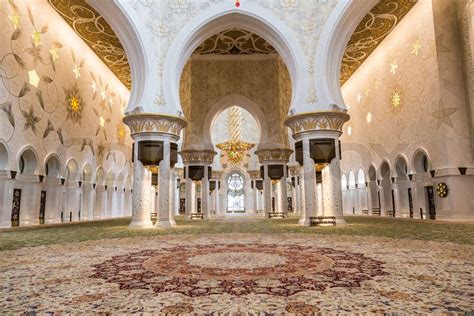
[48,0,416,90]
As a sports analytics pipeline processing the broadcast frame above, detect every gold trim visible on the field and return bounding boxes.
[255,148,293,163]
[285,111,350,134]
[341,0,417,85]
[123,113,187,137]
[48,0,131,89]
[179,150,216,163]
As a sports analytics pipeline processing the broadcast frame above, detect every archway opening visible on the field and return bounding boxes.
[45,156,60,179]
[19,149,37,175]
[380,161,393,216]
[226,172,245,213]
[413,151,429,174]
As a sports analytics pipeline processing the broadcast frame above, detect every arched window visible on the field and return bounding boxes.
[227,173,244,212]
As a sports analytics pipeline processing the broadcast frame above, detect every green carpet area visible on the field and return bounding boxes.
[1,216,473,251]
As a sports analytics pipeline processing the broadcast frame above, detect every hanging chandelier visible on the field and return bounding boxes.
[216,106,255,164]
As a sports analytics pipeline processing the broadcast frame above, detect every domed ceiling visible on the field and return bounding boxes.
[49,0,416,89]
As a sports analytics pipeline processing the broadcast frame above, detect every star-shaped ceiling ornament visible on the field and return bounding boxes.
[28,70,40,88]
[432,100,457,129]
[390,61,398,75]
[73,64,81,79]
[49,47,59,61]
[9,14,21,30]
[31,31,42,46]
[411,39,421,56]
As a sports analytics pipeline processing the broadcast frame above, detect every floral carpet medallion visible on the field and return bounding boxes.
[0,234,473,313]
[91,244,387,297]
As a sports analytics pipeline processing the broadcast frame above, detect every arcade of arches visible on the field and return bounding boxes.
[0,0,474,313]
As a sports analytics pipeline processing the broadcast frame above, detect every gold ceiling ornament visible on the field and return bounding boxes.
[390,89,403,111]
[340,0,417,85]
[216,106,256,164]
[285,111,350,136]
[48,0,131,89]
[194,29,277,55]
[178,150,217,163]
[123,113,187,138]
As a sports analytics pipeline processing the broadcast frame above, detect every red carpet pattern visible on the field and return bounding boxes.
[92,243,387,297]
[0,234,473,313]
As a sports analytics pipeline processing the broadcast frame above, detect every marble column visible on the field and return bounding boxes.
[178,150,216,220]
[123,114,187,228]
[279,167,288,216]
[156,137,176,227]
[301,137,317,226]
[0,171,14,228]
[285,111,350,226]
[322,145,346,224]
[129,159,154,228]
[201,164,210,220]
[263,164,272,217]
[185,166,193,217]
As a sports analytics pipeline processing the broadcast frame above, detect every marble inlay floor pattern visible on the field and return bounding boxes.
[0,234,473,314]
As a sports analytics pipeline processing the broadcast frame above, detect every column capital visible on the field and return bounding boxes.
[179,150,216,164]
[285,111,350,137]
[123,113,187,139]
[247,170,261,179]
[255,148,293,163]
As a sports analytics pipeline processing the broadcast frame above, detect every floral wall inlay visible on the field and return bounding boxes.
[341,0,472,173]
[0,0,131,176]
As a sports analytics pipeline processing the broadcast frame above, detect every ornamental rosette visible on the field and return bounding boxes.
[64,84,84,124]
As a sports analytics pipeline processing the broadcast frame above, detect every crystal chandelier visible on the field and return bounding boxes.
[216,106,255,164]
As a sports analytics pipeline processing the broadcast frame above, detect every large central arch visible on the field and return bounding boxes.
[163,3,308,116]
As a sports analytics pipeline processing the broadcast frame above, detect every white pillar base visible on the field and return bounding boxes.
[155,220,176,228]
[129,221,154,228]
[299,218,311,226]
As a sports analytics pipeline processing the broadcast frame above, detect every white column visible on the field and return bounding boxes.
[185,166,193,217]
[215,181,220,215]
[300,137,317,226]
[280,168,288,216]
[156,139,175,227]
[263,164,272,217]
[0,174,14,228]
[169,170,177,223]
[202,165,210,219]
[322,152,346,224]
[253,181,258,213]
[129,157,154,228]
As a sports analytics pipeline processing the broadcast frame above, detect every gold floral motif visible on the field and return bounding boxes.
[194,29,276,55]
[285,111,350,135]
[123,113,187,138]
[64,84,84,124]
[255,148,293,163]
[178,150,216,163]
[341,0,416,85]
[48,0,131,89]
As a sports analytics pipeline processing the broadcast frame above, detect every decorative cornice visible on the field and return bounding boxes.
[48,0,131,89]
[179,150,216,164]
[285,111,350,135]
[255,148,293,163]
[123,113,187,138]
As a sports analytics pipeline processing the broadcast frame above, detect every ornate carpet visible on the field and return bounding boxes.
[0,234,473,314]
